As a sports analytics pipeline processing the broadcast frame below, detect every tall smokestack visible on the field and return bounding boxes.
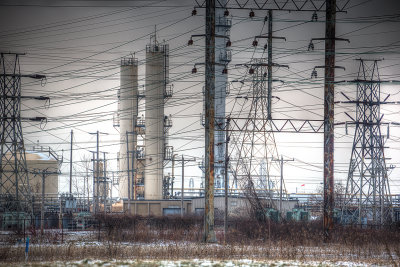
[144,33,169,200]
[118,57,138,200]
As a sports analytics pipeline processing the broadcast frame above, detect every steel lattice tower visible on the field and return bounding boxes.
[0,53,32,214]
[342,59,393,226]
[230,59,280,204]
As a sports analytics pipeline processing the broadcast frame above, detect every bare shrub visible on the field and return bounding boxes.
[96,214,203,243]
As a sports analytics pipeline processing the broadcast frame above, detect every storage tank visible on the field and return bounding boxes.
[2,149,60,197]
[144,36,169,200]
[118,57,138,199]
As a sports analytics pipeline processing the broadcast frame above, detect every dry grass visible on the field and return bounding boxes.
[0,215,399,265]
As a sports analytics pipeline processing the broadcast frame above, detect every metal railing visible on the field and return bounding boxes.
[31,146,63,164]
[120,57,138,66]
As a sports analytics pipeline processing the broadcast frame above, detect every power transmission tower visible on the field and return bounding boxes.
[0,53,46,217]
[341,59,393,226]
[229,59,280,210]
[196,0,349,242]
[227,10,288,207]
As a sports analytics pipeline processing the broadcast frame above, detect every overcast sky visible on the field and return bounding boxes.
[1,0,400,197]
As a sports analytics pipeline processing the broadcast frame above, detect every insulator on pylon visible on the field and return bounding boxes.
[222,68,228,74]
[226,40,232,47]
[224,9,229,17]
[311,69,317,79]
[263,72,267,78]
[249,10,255,18]
[264,43,268,50]
[188,39,193,46]
[192,67,197,74]
[192,9,197,16]
[308,41,314,51]
[311,11,318,22]
[249,68,255,74]
[252,40,258,47]
[264,15,268,22]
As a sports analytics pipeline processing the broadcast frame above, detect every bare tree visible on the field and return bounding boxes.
[309,182,345,219]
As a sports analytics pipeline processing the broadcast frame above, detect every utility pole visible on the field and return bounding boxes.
[323,0,336,241]
[86,163,89,211]
[180,156,196,217]
[204,0,216,243]
[69,129,73,195]
[111,172,114,213]
[224,118,230,243]
[125,131,137,208]
[92,152,96,214]
[126,131,131,213]
[96,131,100,213]
[267,9,273,120]
[272,156,294,219]
[131,149,135,201]
[172,154,178,197]
[308,0,348,239]
[181,155,184,217]
[89,131,107,214]
[103,152,107,215]
[83,166,86,203]
[41,172,45,235]
[32,169,59,235]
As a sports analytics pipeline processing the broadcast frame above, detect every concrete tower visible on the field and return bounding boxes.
[144,34,170,200]
[118,57,138,199]
[214,2,231,192]
[199,2,231,194]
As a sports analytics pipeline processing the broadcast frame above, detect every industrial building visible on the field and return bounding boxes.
[0,146,61,203]
[122,196,298,218]
[213,0,231,192]
[123,199,192,216]
[191,196,298,217]
[1,146,62,229]
[116,32,172,205]
[1,16,399,235]
[27,148,60,197]
[113,29,310,218]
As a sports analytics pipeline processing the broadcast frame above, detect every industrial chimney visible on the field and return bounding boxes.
[144,32,171,200]
[118,56,138,200]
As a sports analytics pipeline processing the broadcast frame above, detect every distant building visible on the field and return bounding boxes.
[1,148,61,198]
[26,149,60,197]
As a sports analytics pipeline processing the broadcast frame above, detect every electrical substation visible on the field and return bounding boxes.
[1,0,400,242]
